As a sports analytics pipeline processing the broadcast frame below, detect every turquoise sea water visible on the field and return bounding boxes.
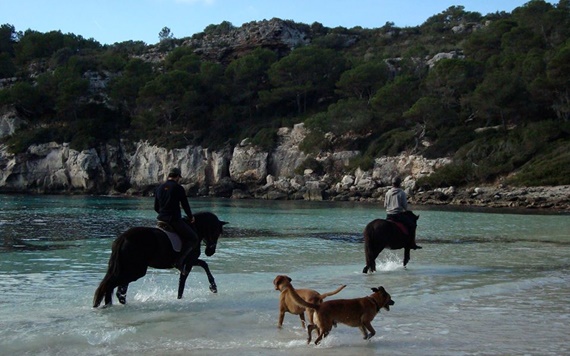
[0,195,569,355]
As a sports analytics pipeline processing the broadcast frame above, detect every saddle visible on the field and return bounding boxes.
[388,219,409,236]
[387,210,418,237]
[156,221,182,252]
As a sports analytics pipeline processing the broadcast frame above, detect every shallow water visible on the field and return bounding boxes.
[0,195,569,355]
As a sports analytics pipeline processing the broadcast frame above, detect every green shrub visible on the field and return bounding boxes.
[4,127,66,153]
[299,129,330,153]
[370,128,416,157]
[417,161,475,188]
[347,154,375,171]
[507,141,570,186]
[250,127,277,151]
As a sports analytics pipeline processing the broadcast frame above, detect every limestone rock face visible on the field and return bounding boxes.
[127,141,230,192]
[184,18,310,62]
[0,142,107,193]
[269,123,308,178]
[0,121,458,205]
[229,141,268,184]
[0,107,24,138]
[0,141,231,195]
[373,155,451,185]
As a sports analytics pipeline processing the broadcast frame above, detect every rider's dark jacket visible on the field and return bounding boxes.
[154,179,193,222]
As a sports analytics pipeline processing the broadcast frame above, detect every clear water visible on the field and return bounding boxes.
[0,195,569,355]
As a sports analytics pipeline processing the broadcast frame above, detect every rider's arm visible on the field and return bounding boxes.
[399,190,408,211]
[178,185,193,219]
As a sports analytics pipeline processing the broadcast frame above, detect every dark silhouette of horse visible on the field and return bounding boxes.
[362,211,419,273]
[93,212,228,308]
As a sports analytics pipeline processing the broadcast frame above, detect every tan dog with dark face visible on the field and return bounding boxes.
[273,275,346,329]
[307,286,394,345]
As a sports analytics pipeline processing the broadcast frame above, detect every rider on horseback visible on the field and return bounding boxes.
[384,176,422,250]
[154,167,199,272]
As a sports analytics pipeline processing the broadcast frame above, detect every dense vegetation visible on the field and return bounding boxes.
[1,0,569,187]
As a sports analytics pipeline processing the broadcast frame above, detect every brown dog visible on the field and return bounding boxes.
[273,275,346,329]
[307,286,394,345]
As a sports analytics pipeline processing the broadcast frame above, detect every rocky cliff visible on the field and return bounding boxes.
[1,120,568,211]
[0,119,441,196]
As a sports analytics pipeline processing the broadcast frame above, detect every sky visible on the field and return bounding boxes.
[0,0,559,45]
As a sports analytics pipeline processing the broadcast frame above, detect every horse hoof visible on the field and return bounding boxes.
[116,293,126,304]
[209,285,218,293]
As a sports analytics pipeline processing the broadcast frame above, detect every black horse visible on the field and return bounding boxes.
[362,211,419,273]
[93,212,228,308]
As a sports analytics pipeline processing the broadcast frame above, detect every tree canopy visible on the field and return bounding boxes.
[1,0,569,186]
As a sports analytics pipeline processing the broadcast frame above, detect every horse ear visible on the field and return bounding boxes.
[221,221,229,225]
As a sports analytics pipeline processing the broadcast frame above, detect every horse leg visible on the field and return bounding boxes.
[363,247,383,274]
[195,259,217,293]
[178,265,193,299]
[116,284,129,304]
[403,248,410,268]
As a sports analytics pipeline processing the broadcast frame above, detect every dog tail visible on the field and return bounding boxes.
[288,286,320,310]
[319,284,346,299]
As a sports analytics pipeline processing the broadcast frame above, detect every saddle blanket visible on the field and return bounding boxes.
[391,221,409,236]
[157,228,182,252]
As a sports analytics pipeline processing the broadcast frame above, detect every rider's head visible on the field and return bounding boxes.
[168,167,182,179]
[391,176,402,188]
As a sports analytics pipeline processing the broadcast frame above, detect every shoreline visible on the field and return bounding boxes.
[2,185,569,214]
[410,185,570,214]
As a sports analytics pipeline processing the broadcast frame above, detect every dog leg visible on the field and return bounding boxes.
[307,324,315,344]
[299,312,307,329]
[278,310,285,328]
[307,308,315,325]
[315,329,329,345]
[359,325,369,339]
[363,322,376,339]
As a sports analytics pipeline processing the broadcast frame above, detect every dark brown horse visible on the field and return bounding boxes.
[362,211,419,273]
[93,212,227,308]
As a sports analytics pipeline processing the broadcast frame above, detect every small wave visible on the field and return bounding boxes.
[83,326,137,345]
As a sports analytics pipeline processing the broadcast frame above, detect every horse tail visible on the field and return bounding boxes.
[93,233,127,307]
[364,221,378,273]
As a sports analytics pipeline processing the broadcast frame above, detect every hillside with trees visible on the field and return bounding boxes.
[1,0,569,189]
